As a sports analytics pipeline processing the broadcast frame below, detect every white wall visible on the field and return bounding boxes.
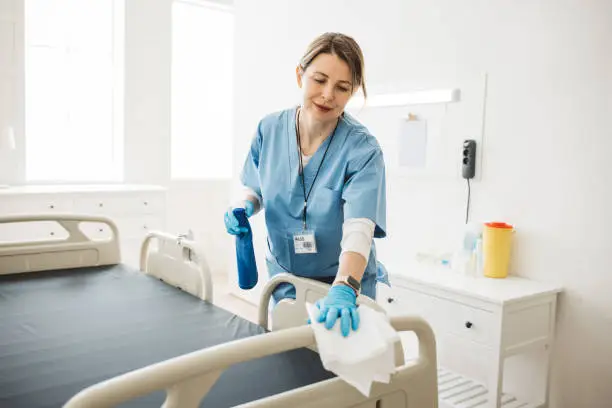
[232,0,612,406]
[124,0,172,185]
[123,0,233,277]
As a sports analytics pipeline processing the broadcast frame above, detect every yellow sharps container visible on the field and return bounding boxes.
[483,222,514,278]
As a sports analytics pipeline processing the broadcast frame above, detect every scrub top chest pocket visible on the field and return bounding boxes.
[308,187,344,229]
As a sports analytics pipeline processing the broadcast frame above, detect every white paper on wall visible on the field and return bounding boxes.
[398,118,428,169]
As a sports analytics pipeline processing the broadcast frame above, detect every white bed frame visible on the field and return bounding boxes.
[0,214,122,275]
[0,214,439,408]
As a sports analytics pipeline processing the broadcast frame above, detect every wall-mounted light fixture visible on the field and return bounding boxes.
[346,88,461,109]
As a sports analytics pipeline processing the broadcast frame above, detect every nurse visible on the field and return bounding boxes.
[224,32,387,337]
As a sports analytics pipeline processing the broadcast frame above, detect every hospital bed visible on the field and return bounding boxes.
[0,214,438,408]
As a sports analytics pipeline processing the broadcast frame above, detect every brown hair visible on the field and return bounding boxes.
[298,32,367,99]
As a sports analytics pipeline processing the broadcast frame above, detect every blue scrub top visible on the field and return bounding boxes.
[240,106,387,295]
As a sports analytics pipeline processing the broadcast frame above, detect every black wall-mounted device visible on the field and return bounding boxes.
[462,139,477,179]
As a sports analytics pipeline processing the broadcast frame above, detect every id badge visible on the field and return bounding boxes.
[293,230,317,254]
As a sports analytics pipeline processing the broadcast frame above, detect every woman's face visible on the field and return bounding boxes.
[297,53,355,123]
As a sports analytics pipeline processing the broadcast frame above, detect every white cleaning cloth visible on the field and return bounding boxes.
[305,302,400,396]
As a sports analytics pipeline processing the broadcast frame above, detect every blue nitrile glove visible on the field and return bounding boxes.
[315,284,359,337]
[224,200,255,235]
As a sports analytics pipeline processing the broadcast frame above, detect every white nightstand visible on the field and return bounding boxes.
[377,260,562,408]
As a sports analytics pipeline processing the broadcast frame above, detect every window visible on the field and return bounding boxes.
[24,0,124,182]
[171,0,234,179]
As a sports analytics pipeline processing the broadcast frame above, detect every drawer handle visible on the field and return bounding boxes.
[465,321,473,329]
[387,297,395,303]
[144,201,148,206]
[98,228,103,232]
[49,205,55,209]
[99,203,104,208]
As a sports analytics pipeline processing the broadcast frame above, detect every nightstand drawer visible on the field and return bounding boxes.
[78,220,116,241]
[377,285,435,319]
[73,196,124,215]
[73,193,164,216]
[116,216,164,241]
[386,286,496,347]
[0,219,69,243]
[116,193,165,215]
[132,193,164,215]
[0,196,74,214]
[444,302,495,346]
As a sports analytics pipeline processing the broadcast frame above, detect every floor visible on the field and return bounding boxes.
[210,272,259,323]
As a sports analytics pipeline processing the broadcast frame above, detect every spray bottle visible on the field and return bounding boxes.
[233,208,258,290]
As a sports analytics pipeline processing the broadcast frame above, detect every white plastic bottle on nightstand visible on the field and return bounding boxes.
[475,237,483,276]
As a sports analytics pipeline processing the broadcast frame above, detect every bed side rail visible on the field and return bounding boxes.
[139,230,213,302]
[257,273,405,366]
[63,315,437,408]
[0,214,121,275]
[240,315,438,408]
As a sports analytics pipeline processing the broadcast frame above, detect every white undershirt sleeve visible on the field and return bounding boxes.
[340,218,376,262]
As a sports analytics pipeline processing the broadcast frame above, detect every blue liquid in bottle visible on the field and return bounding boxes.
[233,208,258,290]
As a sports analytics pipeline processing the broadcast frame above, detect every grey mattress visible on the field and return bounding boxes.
[0,264,335,407]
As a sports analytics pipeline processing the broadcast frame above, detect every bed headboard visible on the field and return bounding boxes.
[0,214,121,275]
